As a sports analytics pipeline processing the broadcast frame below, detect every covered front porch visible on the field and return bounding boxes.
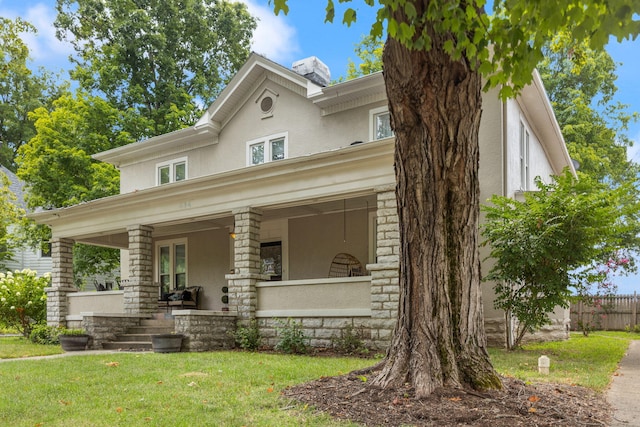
[35,141,401,351]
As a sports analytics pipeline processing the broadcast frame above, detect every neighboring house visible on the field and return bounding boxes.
[0,165,52,275]
[31,53,575,350]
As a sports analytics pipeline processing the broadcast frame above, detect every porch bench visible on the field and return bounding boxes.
[158,286,202,311]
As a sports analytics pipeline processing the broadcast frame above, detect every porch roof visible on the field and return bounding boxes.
[30,139,394,248]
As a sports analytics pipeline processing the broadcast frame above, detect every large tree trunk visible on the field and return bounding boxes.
[371,30,501,397]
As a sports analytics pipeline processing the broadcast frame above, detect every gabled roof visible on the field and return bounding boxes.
[94,53,387,167]
[0,165,26,209]
[94,53,321,167]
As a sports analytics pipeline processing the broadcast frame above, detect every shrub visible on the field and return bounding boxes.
[29,324,61,345]
[331,325,368,355]
[274,318,308,354]
[0,270,50,337]
[230,320,262,351]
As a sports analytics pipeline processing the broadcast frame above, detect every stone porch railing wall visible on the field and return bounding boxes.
[257,316,372,349]
[174,310,236,351]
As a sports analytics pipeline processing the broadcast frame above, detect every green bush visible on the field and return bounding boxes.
[230,320,262,351]
[274,318,308,354]
[331,325,368,355]
[0,270,49,337]
[29,324,61,345]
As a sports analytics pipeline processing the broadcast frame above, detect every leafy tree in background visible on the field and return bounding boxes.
[538,32,639,184]
[55,0,256,140]
[0,172,25,269]
[0,17,64,171]
[16,92,126,279]
[482,172,640,348]
[346,34,383,79]
[273,0,640,396]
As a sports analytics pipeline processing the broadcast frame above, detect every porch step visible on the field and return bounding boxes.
[101,317,175,351]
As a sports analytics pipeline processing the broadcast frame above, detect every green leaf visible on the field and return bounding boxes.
[342,8,357,26]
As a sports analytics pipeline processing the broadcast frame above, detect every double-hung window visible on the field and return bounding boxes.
[246,132,288,166]
[370,106,393,141]
[519,121,530,190]
[157,239,187,292]
[156,157,187,185]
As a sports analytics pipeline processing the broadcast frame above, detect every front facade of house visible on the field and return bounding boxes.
[31,54,574,350]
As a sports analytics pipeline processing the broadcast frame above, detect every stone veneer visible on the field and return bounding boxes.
[226,208,268,326]
[484,316,571,347]
[125,225,156,314]
[79,314,144,350]
[366,186,400,350]
[45,238,75,327]
[258,317,371,349]
[174,310,236,351]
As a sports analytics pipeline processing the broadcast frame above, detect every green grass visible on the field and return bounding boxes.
[489,331,633,391]
[0,332,635,426]
[0,350,369,427]
[0,336,64,359]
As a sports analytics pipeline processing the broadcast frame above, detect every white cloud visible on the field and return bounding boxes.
[238,0,299,65]
[0,2,74,69]
[627,129,640,163]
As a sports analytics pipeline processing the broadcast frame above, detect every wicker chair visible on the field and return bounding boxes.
[328,253,364,278]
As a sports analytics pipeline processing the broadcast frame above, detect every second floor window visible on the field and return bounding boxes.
[247,132,288,166]
[370,106,393,141]
[157,158,187,185]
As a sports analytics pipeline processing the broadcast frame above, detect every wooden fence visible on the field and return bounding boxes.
[570,293,639,331]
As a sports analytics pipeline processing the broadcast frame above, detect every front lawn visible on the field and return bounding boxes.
[0,336,63,359]
[489,331,632,391]
[0,331,634,426]
[0,350,369,427]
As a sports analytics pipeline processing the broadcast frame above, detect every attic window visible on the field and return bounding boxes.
[256,88,278,118]
[260,96,274,113]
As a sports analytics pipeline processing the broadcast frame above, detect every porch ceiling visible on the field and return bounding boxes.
[81,195,376,249]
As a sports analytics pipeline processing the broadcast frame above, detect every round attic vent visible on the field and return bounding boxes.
[260,96,274,113]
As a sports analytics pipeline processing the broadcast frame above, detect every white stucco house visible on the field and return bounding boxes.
[30,53,574,350]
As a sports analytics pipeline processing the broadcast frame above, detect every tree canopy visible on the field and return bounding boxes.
[55,0,256,140]
[538,32,639,184]
[0,17,63,171]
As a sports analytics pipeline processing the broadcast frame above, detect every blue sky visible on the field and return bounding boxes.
[2,0,640,293]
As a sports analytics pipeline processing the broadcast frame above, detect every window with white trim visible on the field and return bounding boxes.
[156,238,187,292]
[519,121,530,190]
[156,157,187,185]
[246,132,288,166]
[369,106,393,141]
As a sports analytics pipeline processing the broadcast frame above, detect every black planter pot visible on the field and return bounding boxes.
[151,334,184,353]
[59,335,90,351]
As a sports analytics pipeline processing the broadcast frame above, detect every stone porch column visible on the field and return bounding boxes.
[46,237,76,327]
[124,225,155,314]
[366,185,400,350]
[225,207,267,325]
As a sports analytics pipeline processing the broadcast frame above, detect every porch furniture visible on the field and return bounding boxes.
[328,253,364,278]
[159,286,202,310]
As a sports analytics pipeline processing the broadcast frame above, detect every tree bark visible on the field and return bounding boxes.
[371,28,501,397]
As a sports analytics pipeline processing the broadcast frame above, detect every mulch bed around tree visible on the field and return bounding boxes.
[282,370,611,426]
